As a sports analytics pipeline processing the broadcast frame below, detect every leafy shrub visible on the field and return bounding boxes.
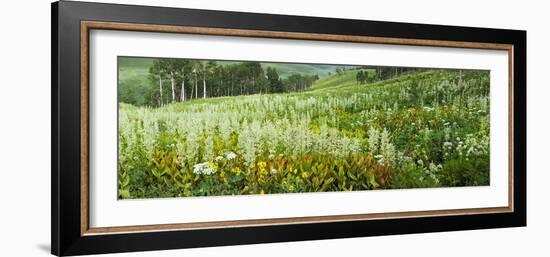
[438,156,490,187]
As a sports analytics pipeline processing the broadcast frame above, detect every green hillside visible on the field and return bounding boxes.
[118,67,490,199]
[117,57,353,105]
[118,57,154,106]
[261,63,344,78]
[118,57,349,94]
[310,68,376,91]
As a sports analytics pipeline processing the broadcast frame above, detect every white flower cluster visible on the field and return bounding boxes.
[193,162,215,175]
[456,133,489,158]
[225,151,237,160]
[367,127,396,165]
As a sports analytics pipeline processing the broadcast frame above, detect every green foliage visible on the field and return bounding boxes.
[117,67,491,199]
[390,162,439,189]
[266,67,283,93]
[438,156,490,187]
[118,57,154,106]
[119,57,329,107]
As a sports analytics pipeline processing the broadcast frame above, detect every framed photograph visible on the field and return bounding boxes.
[52,1,526,256]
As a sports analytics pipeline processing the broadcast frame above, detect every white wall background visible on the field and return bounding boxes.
[0,0,547,256]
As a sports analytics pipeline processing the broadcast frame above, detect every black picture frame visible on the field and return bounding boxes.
[51,1,526,256]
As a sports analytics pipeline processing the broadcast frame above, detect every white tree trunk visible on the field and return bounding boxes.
[190,73,194,100]
[159,76,163,106]
[195,75,198,99]
[180,67,185,102]
[170,72,175,103]
[203,76,207,99]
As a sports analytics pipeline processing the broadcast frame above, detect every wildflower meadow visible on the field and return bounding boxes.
[117,57,490,199]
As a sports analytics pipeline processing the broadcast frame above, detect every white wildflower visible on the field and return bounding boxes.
[203,167,215,175]
[367,127,380,152]
[225,151,237,160]
[193,162,208,174]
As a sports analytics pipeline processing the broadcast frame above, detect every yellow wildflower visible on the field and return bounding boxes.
[207,162,217,170]
[259,168,268,176]
[231,167,242,176]
[301,171,308,179]
[258,161,267,169]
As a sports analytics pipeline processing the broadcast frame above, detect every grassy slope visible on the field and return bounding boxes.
[118,57,153,84]
[217,61,341,78]
[118,57,351,86]
[118,57,154,106]
[117,57,349,105]
[118,67,491,198]
[142,68,429,109]
[311,69,377,91]
[261,63,341,78]
[118,56,443,110]
[311,69,361,90]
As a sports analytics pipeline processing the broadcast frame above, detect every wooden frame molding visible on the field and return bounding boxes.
[79,20,515,236]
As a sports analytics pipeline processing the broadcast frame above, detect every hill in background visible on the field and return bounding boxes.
[118,57,358,105]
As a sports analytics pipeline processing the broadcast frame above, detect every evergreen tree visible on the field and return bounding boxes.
[266,67,284,93]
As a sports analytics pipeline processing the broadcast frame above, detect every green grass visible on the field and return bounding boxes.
[311,69,361,90]
[311,69,376,91]
[118,57,155,106]
[261,63,343,78]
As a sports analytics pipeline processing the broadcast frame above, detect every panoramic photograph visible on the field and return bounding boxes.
[117,56,490,199]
